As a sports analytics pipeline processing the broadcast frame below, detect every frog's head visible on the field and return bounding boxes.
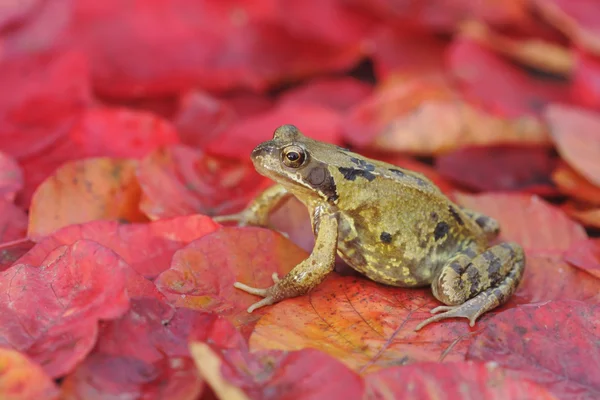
[250,124,340,203]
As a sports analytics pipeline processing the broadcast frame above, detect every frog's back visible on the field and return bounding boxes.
[330,163,486,287]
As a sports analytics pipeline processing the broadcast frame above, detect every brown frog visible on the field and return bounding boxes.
[215,125,525,330]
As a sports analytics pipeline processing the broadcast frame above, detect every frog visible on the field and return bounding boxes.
[215,124,525,331]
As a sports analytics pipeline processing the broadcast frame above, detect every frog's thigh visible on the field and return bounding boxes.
[416,242,525,331]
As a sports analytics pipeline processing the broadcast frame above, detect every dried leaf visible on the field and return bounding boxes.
[137,145,271,219]
[190,315,364,400]
[0,348,59,400]
[28,157,147,239]
[0,240,130,377]
[545,104,600,187]
[155,227,308,337]
[467,300,600,400]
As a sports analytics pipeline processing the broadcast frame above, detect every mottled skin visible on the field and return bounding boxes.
[215,125,525,330]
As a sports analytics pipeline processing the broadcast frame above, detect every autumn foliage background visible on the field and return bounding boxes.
[1,1,600,399]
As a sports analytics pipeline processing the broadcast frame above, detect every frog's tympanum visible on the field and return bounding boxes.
[215,125,525,330]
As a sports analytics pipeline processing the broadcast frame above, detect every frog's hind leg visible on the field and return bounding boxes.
[415,242,525,331]
[459,208,500,241]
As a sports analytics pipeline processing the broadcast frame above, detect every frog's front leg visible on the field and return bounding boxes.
[213,184,291,227]
[235,209,339,313]
[415,242,525,331]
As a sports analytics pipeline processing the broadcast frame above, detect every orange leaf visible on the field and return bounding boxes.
[154,227,308,337]
[545,104,600,187]
[0,348,59,400]
[28,157,147,239]
[562,202,600,229]
[552,162,600,206]
[343,75,549,154]
[250,276,472,374]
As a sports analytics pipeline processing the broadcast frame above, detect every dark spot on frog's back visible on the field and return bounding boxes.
[434,222,449,240]
[380,232,392,243]
[389,168,405,177]
[449,206,464,225]
[350,157,375,171]
[338,167,376,182]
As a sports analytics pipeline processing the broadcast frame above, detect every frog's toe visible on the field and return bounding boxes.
[414,301,482,331]
[233,281,270,297]
[246,296,277,313]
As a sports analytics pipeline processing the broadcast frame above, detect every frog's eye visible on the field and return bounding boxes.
[281,145,307,168]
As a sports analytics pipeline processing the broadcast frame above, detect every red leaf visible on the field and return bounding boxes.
[532,0,600,56]
[0,0,39,29]
[0,151,23,202]
[69,107,180,159]
[369,26,448,80]
[467,300,600,400]
[155,227,308,337]
[68,0,360,97]
[436,145,558,195]
[0,200,28,243]
[0,347,59,400]
[545,104,600,187]
[365,361,556,399]
[0,239,34,272]
[190,315,365,400]
[174,91,237,149]
[61,298,209,399]
[0,240,130,377]
[569,48,600,111]
[21,216,219,279]
[279,77,373,112]
[138,145,272,219]
[205,102,343,159]
[448,37,570,118]
[564,239,600,279]
[28,158,148,239]
[0,50,91,160]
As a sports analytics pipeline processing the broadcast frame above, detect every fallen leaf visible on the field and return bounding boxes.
[67,0,360,97]
[343,74,549,153]
[552,162,600,206]
[0,0,39,29]
[190,314,365,400]
[174,91,237,149]
[368,26,447,80]
[21,215,219,279]
[564,239,600,279]
[562,201,600,229]
[532,0,600,56]
[365,360,557,399]
[250,276,473,374]
[61,298,208,399]
[137,145,272,219]
[436,145,558,195]
[0,151,23,202]
[0,239,34,272]
[279,77,373,112]
[571,49,600,111]
[467,300,600,400]
[454,193,587,255]
[458,19,573,75]
[205,102,343,159]
[0,347,59,400]
[448,37,570,118]
[28,157,148,239]
[0,200,28,243]
[545,104,600,187]
[155,227,307,337]
[0,50,91,160]
[0,240,130,378]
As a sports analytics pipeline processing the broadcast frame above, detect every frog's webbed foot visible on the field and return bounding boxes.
[415,296,486,331]
[416,242,525,331]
